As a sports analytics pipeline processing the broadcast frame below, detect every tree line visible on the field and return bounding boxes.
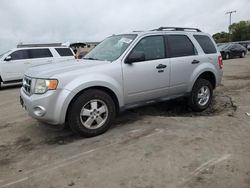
[213,20,250,43]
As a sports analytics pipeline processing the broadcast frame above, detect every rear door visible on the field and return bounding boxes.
[235,44,245,55]
[28,48,53,67]
[1,49,30,81]
[229,44,241,56]
[122,35,170,104]
[166,34,200,95]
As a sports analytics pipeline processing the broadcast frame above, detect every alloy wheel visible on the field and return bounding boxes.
[197,86,210,106]
[79,99,108,129]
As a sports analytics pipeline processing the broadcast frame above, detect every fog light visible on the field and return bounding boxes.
[33,106,46,117]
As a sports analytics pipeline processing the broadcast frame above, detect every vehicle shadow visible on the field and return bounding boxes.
[114,94,236,127]
[0,84,22,91]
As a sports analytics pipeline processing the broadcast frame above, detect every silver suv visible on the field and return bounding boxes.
[20,27,223,137]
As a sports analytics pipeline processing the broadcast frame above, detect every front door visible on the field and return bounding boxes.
[122,35,170,104]
[1,49,31,81]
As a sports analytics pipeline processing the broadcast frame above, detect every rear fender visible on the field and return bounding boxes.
[188,63,218,92]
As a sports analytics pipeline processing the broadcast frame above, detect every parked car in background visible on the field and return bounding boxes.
[20,27,223,137]
[247,44,250,52]
[0,47,75,88]
[218,43,247,60]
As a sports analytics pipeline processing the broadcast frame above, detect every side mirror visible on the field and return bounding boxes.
[4,56,12,61]
[125,51,145,64]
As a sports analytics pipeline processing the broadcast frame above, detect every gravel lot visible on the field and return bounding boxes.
[0,55,250,188]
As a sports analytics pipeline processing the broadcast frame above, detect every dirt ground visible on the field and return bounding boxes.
[0,55,250,188]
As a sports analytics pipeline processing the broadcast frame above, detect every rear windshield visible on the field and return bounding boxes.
[194,35,217,54]
[55,48,74,56]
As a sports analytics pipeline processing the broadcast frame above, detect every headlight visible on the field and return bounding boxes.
[34,79,58,94]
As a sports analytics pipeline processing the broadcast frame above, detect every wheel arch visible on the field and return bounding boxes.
[195,71,216,89]
[65,86,120,123]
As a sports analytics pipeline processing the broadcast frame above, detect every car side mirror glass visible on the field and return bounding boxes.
[4,56,12,61]
[125,51,145,64]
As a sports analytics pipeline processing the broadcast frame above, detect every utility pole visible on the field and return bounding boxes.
[226,10,236,42]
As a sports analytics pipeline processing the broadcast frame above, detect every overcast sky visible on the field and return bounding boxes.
[0,0,250,53]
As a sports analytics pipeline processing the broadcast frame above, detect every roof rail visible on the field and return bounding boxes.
[152,27,202,32]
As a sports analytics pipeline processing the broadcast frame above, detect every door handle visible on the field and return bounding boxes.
[191,60,200,64]
[24,62,31,64]
[156,64,167,69]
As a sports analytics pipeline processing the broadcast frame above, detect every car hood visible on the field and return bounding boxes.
[25,59,110,78]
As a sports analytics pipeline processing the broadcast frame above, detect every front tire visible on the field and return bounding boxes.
[68,89,116,137]
[225,53,230,60]
[189,79,213,112]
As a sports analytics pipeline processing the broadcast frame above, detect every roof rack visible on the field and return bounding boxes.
[152,27,201,32]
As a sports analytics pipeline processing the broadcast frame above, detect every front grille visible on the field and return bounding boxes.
[23,76,32,95]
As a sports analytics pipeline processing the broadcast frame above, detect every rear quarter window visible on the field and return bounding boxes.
[55,48,74,56]
[194,35,217,54]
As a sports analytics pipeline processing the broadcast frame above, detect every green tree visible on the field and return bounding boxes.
[212,32,230,43]
[213,20,250,43]
[229,20,250,41]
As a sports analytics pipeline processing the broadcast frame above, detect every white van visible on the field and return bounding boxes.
[0,47,75,88]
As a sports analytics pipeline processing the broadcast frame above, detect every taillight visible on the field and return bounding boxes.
[218,56,223,69]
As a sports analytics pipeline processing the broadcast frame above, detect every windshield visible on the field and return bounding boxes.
[84,34,137,62]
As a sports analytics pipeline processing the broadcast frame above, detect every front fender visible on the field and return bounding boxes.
[57,74,124,124]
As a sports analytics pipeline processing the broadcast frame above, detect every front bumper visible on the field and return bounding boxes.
[20,87,73,125]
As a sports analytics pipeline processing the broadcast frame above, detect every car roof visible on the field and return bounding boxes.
[14,46,70,50]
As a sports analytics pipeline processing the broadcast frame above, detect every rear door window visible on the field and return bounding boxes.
[194,35,217,54]
[28,49,53,59]
[229,44,237,50]
[167,35,196,58]
[55,48,74,56]
[235,44,244,50]
[10,50,29,60]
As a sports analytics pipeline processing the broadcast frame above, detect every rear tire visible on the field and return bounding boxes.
[225,53,230,60]
[240,51,245,58]
[68,89,116,137]
[189,79,213,112]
